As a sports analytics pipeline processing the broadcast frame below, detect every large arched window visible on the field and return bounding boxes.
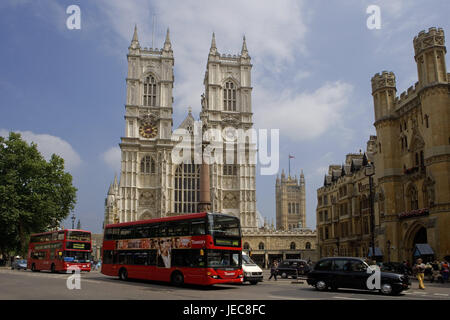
[143,75,157,106]
[140,155,156,174]
[290,242,296,250]
[243,242,250,250]
[174,163,200,214]
[305,242,311,250]
[223,81,236,111]
[258,242,265,250]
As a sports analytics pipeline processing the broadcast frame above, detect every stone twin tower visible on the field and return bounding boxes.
[105,27,258,231]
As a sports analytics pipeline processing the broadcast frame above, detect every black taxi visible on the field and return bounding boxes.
[307,257,410,295]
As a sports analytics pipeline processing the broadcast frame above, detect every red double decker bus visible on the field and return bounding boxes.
[101,212,243,286]
[27,229,92,273]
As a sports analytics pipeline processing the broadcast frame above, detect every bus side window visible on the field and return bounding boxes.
[191,220,206,235]
[148,250,157,266]
[119,227,132,240]
[148,225,158,238]
[112,228,120,240]
[159,224,167,237]
[167,223,176,237]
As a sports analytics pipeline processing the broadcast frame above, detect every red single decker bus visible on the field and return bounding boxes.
[27,229,92,273]
[102,212,243,286]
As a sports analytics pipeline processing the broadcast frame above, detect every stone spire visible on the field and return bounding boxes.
[130,24,140,49]
[209,32,217,55]
[241,35,248,58]
[108,182,115,195]
[163,28,172,51]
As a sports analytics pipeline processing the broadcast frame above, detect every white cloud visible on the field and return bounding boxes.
[0,129,82,170]
[255,81,354,141]
[101,146,121,172]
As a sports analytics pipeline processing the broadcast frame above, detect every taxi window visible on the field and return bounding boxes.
[332,259,347,271]
[315,259,332,271]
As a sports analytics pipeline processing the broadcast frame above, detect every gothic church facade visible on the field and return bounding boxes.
[104,27,257,231]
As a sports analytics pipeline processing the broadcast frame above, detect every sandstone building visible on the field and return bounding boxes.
[317,27,450,262]
[276,170,306,230]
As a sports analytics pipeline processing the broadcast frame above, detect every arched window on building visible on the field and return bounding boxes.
[258,242,265,250]
[290,242,296,250]
[140,155,156,174]
[305,242,311,250]
[223,81,236,111]
[243,242,250,250]
[174,163,200,214]
[143,75,157,106]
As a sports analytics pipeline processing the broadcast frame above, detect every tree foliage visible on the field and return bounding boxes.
[0,132,77,256]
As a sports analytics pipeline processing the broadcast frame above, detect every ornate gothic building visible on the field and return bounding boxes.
[104,27,257,231]
[317,27,450,262]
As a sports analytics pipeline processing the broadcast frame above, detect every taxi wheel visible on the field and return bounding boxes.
[380,283,393,295]
[315,280,328,291]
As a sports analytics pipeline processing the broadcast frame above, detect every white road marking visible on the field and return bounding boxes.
[434,293,449,296]
[332,296,367,300]
[269,295,309,300]
[412,291,428,295]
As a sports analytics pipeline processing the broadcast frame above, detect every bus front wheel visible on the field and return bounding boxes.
[171,271,184,286]
[119,268,128,281]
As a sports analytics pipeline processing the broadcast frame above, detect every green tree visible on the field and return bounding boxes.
[0,132,77,257]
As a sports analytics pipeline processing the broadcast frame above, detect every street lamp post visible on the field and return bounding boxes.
[365,163,376,262]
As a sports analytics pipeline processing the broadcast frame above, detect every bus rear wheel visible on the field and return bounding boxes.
[31,264,38,272]
[171,271,184,286]
[119,268,128,281]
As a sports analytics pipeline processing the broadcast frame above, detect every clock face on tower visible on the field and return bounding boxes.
[139,122,158,138]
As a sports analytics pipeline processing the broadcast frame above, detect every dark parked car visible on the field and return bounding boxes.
[307,257,410,295]
[11,259,27,270]
[276,259,310,279]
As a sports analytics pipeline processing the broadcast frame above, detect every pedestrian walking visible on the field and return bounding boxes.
[414,258,426,290]
[268,261,278,281]
[425,262,433,282]
[441,261,449,282]
[431,260,443,283]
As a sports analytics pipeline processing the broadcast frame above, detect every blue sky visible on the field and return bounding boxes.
[0,0,448,233]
